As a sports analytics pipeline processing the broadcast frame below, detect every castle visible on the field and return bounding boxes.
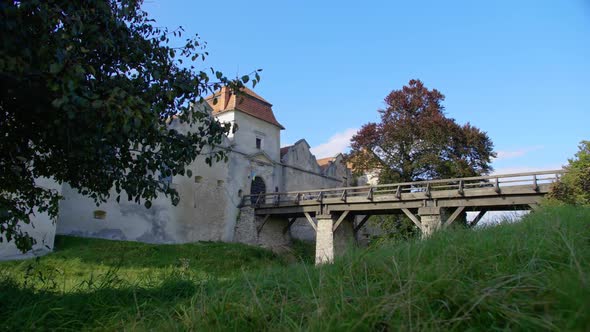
[0,87,352,259]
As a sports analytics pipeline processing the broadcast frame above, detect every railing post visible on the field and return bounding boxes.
[340,189,347,202]
[295,192,301,204]
[367,187,374,201]
[532,175,539,192]
[395,185,402,199]
[494,177,501,194]
[458,180,464,195]
[317,191,324,203]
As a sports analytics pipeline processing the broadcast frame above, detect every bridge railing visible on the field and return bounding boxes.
[241,170,565,208]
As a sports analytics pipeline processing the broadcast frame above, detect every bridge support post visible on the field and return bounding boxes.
[315,215,334,265]
[418,207,442,237]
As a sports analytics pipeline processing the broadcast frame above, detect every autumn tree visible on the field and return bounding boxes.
[349,79,496,239]
[0,0,261,251]
[349,79,496,183]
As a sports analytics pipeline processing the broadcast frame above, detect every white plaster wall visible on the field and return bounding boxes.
[215,111,237,140]
[357,170,380,186]
[0,177,61,261]
[232,112,281,162]
[57,112,236,244]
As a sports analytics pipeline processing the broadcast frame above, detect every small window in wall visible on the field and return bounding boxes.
[256,137,262,149]
[93,210,106,220]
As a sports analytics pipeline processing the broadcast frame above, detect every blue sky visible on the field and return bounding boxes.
[144,0,589,174]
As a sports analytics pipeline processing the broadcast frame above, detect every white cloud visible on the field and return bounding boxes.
[494,146,544,161]
[310,128,358,159]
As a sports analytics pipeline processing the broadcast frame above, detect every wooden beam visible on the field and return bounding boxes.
[282,217,297,234]
[469,210,487,227]
[444,206,465,228]
[353,215,371,233]
[332,210,350,231]
[402,208,423,231]
[303,212,317,232]
[256,215,270,234]
[529,203,540,211]
[395,185,402,199]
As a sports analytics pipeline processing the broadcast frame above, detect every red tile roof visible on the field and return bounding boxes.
[280,146,292,158]
[205,87,284,129]
[317,157,335,170]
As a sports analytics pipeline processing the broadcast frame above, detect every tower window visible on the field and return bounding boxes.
[256,137,262,149]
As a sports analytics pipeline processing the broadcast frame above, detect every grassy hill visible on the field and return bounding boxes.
[1,206,589,331]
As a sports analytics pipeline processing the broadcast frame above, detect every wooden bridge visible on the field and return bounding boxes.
[241,170,564,264]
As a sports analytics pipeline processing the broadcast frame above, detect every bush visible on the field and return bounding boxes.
[548,141,590,206]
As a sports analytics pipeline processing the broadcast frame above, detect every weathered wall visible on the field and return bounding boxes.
[57,107,286,245]
[0,177,61,261]
[57,111,239,243]
[280,140,349,242]
[57,144,233,243]
[333,218,355,255]
[233,207,291,252]
[233,111,281,162]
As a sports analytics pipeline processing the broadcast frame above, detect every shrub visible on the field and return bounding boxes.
[548,140,590,206]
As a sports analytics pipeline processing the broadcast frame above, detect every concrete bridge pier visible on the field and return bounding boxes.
[418,207,442,237]
[314,212,355,265]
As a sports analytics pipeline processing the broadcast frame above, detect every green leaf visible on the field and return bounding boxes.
[241,75,249,83]
[144,200,152,209]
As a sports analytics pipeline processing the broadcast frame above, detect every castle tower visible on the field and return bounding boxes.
[206,86,284,163]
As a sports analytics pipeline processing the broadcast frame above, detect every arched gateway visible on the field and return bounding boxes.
[250,176,266,205]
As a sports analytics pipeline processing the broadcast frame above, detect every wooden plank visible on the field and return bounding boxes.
[444,206,465,228]
[401,208,423,231]
[256,215,270,234]
[303,212,317,232]
[529,203,540,211]
[332,211,350,231]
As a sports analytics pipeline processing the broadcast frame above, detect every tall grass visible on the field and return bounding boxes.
[1,206,589,331]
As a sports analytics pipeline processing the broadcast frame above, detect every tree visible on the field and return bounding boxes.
[548,141,590,206]
[1,0,261,251]
[349,79,496,238]
[349,79,495,183]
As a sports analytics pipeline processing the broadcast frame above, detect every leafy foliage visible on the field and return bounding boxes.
[548,140,590,206]
[349,79,496,183]
[0,0,261,251]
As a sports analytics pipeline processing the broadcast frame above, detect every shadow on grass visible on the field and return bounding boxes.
[0,274,201,330]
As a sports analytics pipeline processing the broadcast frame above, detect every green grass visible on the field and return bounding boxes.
[1,206,589,331]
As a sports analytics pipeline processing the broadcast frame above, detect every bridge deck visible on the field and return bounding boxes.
[243,170,564,217]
